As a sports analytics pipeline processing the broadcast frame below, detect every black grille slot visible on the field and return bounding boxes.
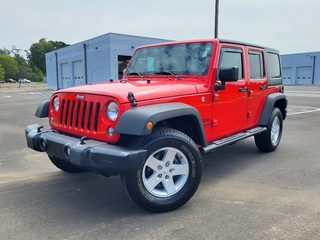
[69,100,75,127]
[87,102,93,130]
[94,103,100,131]
[81,102,87,129]
[64,100,70,125]
[75,101,81,128]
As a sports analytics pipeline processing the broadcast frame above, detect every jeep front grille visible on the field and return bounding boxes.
[59,99,101,131]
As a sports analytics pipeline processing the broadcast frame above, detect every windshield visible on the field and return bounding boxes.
[126,42,213,76]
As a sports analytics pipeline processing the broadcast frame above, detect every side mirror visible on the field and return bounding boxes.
[215,66,239,91]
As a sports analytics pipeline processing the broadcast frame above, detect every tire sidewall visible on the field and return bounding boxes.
[128,131,202,211]
[269,108,283,149]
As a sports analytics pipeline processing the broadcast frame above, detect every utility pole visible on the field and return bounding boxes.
[214,0,219,38]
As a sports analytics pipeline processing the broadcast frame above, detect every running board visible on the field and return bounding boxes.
[200,127,267,154]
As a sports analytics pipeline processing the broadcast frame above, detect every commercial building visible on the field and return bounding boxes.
[281,52,320,85]
[45,33,320,88]
[45,33,172,89]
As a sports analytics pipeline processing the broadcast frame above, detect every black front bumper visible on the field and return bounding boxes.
[25,124,147,176]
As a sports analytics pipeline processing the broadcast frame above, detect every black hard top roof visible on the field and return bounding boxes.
[218,39,279,53]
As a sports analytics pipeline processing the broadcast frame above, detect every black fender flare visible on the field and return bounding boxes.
[35,100,50,118]
[115,102,207,147]
[259,93,287,126]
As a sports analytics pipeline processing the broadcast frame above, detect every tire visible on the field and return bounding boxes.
[255,107,283,152]
[48,155,86,173]
[120,127,202,212]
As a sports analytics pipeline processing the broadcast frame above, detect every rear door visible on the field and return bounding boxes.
[246,48,269,126]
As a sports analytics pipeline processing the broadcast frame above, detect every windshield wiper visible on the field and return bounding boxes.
[154,71,182,80]
[127,72,144,79]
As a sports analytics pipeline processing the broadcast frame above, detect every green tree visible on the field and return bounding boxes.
[51,41,69,50]
[0,55,19,79]
[28,38,69,75]
[0,48,10,56]
[0,63,5,80]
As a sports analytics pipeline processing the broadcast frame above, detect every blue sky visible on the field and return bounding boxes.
[1,0,319,54]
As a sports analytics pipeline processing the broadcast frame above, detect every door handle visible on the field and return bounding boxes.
[260,85,268,90]
[239,87,248,92]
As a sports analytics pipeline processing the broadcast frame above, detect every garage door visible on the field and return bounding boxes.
[73,61,84,86]
[282,67,292,85]
[61,63,70,88]
[296,66,312,85]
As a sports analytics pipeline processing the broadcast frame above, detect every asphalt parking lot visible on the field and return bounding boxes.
[0,85,320,240]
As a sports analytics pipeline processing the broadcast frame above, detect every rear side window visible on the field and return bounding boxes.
[266,52,282,85]
[219,48,243,79]
[267,52,281,78]
[249,51,264,78]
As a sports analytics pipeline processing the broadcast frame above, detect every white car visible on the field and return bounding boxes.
[19,78,31,83]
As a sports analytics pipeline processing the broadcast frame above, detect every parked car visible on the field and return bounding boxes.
[18,78,31,83]
[5,78,17,83]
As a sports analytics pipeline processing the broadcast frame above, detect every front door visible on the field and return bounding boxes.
[211,46,249,137]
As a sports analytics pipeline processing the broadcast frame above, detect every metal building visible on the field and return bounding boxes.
[281,52,320,85]
[46,33,320,88]
[45,33,172,89]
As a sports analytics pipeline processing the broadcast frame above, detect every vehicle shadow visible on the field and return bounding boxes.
[200,138,276,185]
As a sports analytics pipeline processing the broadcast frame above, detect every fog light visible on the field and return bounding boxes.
[107,127,114,137]
[39,137,47,151]
[64,146,71,159]
[50,117,54,123]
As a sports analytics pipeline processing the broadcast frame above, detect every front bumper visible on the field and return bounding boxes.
[25,124,147,176]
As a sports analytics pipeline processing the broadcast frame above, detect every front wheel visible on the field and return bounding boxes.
[255,107,283,152]
[121,128,203,212]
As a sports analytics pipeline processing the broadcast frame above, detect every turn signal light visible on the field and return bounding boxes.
[146,121,153,130]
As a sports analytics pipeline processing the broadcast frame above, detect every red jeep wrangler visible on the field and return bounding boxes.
[25,39,287,212]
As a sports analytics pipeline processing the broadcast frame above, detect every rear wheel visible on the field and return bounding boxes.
[48,155,86,173]
[121,128,202,212]
[255,107,283,152]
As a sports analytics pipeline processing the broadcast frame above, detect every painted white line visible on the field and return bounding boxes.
[287,105,320,116]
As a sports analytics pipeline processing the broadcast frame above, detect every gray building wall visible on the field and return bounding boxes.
[46,33,320,88]
[281,52,320,85]
[46,33,172,89]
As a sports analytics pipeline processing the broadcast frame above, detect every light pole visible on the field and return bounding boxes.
[214,0,219,38]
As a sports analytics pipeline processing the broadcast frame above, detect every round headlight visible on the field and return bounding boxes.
[107,101,118,121]
[53,96,59,112]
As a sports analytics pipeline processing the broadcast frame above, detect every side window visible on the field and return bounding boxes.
[219,48,243,79]
[249,51,264,78]
[267,52,281,78]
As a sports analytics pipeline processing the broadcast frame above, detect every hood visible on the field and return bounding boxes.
[56,79,199,103]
